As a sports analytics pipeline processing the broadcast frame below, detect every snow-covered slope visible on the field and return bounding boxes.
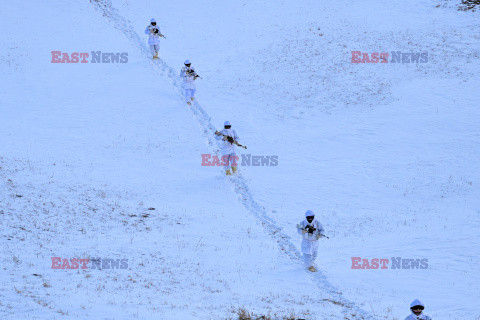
[1,0,479,319]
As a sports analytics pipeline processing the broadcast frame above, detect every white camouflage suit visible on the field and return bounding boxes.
[144,21,162,56]
[404,299,432,320]
[180,66,197,103]
[215,127,239,172]
[404,314,432,320]
[297,215,325,268]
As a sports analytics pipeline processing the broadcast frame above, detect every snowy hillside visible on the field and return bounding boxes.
[1,0,479,319]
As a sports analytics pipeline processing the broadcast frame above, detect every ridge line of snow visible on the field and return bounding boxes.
[90,2,375,318]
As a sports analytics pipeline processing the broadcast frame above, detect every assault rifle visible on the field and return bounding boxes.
[215,130,247,149]
[296,224,329,239]
[153,28,166,39]
[187,68,202,79]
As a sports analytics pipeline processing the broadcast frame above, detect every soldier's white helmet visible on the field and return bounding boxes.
[305,210,315,217]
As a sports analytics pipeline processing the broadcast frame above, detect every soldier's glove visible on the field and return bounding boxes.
[307,226,316,234]
[227,136,234,144]
[154,29,159,34]
[301,229,308,234]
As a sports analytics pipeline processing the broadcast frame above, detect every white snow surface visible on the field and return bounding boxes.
[1,0,479,319]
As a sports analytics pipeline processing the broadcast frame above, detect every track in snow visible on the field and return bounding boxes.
[90,2,375,319]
